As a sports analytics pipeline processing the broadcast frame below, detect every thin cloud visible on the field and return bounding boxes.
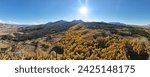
[0,20,5,23]
[0,19,47,25]
[0,19,20,24]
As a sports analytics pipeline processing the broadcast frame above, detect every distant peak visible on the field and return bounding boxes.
[109,22,126,26]
[55,20,68,23]
[46,20,68,25]
[72,20,84,23]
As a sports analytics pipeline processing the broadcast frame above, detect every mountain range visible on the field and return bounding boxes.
[0,20,150,60]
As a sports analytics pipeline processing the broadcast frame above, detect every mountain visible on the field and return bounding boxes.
[109,22,127,26]
[54,20,68,24]
[71,20,84,24]
[143,24,150,28]
[0,20,145,41]
[0,20,150,60]
[46,20,68,25]
[2,20,84,41]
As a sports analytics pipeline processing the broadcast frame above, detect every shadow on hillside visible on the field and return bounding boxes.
[128,51,149,60]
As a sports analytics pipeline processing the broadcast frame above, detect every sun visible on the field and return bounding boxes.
[79,6,88,15]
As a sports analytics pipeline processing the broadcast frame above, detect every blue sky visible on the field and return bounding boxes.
[0,0,150,25]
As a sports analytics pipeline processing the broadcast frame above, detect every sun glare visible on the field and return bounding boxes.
[79,6,88,15]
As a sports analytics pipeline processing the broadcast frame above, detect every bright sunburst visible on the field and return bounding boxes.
[79,6,88,15]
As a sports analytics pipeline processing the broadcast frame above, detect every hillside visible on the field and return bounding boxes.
[0,21,150,60]
[0,23,19,35]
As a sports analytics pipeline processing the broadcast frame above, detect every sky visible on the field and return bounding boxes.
[0,0,150,25]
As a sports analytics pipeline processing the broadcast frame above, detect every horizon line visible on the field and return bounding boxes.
[0,19,149,26]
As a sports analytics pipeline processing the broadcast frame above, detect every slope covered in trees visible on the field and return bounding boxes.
[0,23,150,60]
